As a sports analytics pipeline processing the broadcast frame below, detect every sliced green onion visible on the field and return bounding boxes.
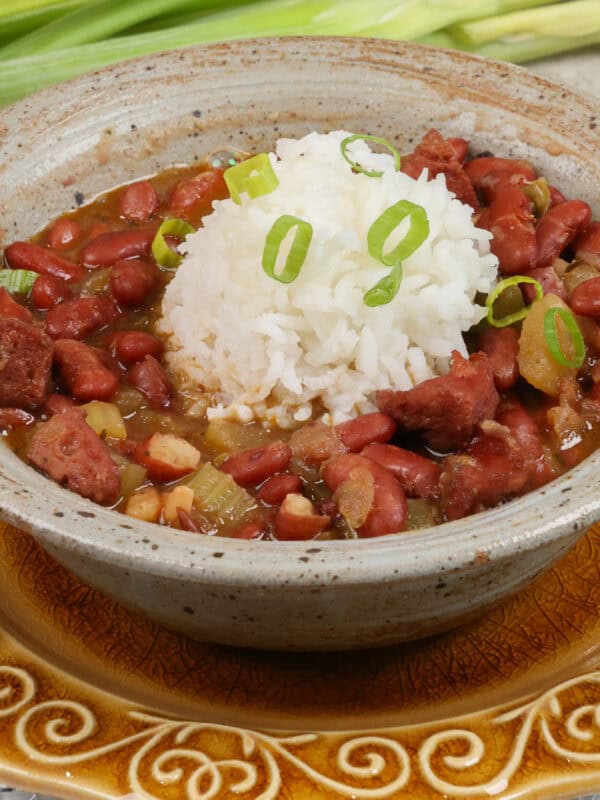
[522,177,551,218]
[262,214,313,284]
[151,217,194,269]
[223,153,278,205]
[0,268,38,294]
[486,275,543,327]
[364,262,403,307]
[544,307,585,369]
[340,133,401,178]
[367,200,429,266]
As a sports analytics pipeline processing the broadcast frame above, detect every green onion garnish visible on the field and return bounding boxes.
[544,306,585,369]
[367,199,429,266]
[262,214,313,284]
[486,275,543,327]
[151,217,195,269]
[0,268,38,294]
[224,153,279,205]
[364,262,403,307]
[340,134,401,178]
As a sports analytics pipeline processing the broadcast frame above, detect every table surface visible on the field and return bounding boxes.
[2,45,600,800]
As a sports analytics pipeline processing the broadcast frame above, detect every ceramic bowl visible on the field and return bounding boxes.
[0,37,599,651]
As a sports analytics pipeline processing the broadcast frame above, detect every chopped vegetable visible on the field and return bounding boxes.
[486,275,543,327]
[118,461,147,498]
[151,217,195,270]
[262,214,313,284]
[367,200,429,267]
[187,462,255,524]
[162,484,194,526]
[363,262,403,308]
[224,153,278,205]
[0,268,38,294]
[81,400,127,439]
[522,177,551,218]
[124,486,162,522]
[544,306,585,369]
[340,133,401,178]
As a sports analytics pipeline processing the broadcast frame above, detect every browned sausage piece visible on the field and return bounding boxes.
[54,339,119,402]
[45,296,119,340]
[128,355,171,409]
[536,200,592,268]
[495,400,552,488]
[28,407,120,505]
[377,351,499,452]
[477,327,520,391]
[108,330,164,365]
[4,241,85,282]
[221,441,292,487]
[118,180,159,223]
[273,494,330,541]
[45,393,76,415]
[0,287,32,323]
[335,412,396,452]
[360,443,441,500]
[322,453,407,538]
[109,257,161,307]
[31,275,72,310]
[81,229,155,267]
[0,318,53,410]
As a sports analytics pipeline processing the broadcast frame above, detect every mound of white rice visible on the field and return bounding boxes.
[158,131,498,426]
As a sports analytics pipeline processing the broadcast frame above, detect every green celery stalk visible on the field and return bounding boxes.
[0,0,241,59]
[478,30,600,62]
[452,0,600,45]
[0,1,83,45]
[0,0,66,16]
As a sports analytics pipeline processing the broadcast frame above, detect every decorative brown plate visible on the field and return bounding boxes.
[1,519,600,800]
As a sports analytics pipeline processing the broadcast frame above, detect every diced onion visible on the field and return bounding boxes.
[363,262,403,307]
[262,214,313,284]
[340,134,401,178]
[486,275,543,327]
[223,153,279,205]
[0,268,38,294]
[367,199,429,266]
[81,400,127,439]
[543,307,585,369]
[151,217,195,269]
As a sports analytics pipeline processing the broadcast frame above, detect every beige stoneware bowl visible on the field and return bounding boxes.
[0,37,599,651]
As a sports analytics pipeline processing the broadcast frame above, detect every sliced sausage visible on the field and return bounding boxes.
[477,326,520,390]
[109,257,161,307]
[377,351,499,451]
[118,180,159,223]
[54,339,119,401]
[0,287,32,323]
[81,229,155,267]
[4,241,85,282]
[335,412,396,452]
[273,494,330,541]
[360,443,441,500]
[322,453,407,538]
[128,355,171,409]
[45,295,119,340]
[45,393,76,415]
[27,407,120,505]
[221,441,292,487]
[0,318,53,409]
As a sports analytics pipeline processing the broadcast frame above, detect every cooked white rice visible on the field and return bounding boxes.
[158,131,498,426]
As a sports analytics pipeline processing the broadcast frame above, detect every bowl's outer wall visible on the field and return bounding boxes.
[0,38,599,650]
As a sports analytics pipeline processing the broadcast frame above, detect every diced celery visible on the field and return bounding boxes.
[187,462,255,524]
[82,400,127,440]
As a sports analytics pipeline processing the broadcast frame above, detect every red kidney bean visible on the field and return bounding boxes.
[46,218,82,251]
[118,180,159,223]
[128,355,171,409]
[109,330,164,365]
[45,295,119,340]
[168,169,227,216]
[536,200,592,268]
[45,393,76,415]
[477,326,520,391]
[31,274,72,310]
[322,453,407,537]
[4,241,85,282]
[81,228,155,267]
[110,257,161,306]
[257,473,303,505]
[477,184,537,274]
[177,508,202,533]
[360,443,441,500]
[570,276,600,317]
[273,494,330,541]
[221,441,292,487]
[0,287,32,323]
[54,339,119,401]
[465,156,536,203]
[549,185,566,207]
[575,220,600,267]
[447,137,468,164]
[521,265,566,303]
[335,412,396,452]
[0,407,34,428]
[233,520,267,540]
[495,400,551,488]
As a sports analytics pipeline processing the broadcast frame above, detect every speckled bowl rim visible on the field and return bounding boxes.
[0,36,599,590]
